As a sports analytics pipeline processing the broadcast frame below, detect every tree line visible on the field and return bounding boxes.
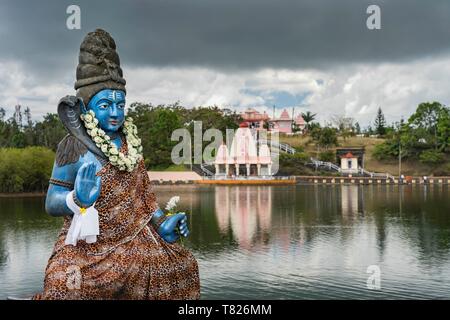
[1,103,242,155]
[0,106,67,151]
[373,102,450,165]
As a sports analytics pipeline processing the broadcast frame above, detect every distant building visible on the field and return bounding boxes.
[336,147,365,174]
[269,109,292,134]
[214,122,272,177]
[294,114,306,133]
[241,108,269,130]
[240,108,306,134]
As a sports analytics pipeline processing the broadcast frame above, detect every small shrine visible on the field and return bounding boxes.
[336,147,365,173]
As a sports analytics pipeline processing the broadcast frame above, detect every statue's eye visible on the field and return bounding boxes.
[98,103,109,109]
[117,103,125,109]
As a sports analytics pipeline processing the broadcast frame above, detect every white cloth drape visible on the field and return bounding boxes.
[65,191,100,246]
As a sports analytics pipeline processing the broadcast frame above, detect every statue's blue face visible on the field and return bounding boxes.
[87,89,126,133]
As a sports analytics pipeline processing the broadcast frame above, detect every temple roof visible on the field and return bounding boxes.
[342,152,355,159]
[280,109,291,120]
[241,108,269,121]
[295,114,305,125]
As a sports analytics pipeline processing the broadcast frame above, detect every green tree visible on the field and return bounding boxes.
[419,149,445,165]
[372,102,450,162]
[128,103,183,169]
[437,107,450,152]
[33,113,67,150]
[311,127,338,150]
[374,107,386,136]
[301,111,317,132]
[278,152,312,175]
[319,150,335,162]
[319,127,338,149]
[354,122,361,134]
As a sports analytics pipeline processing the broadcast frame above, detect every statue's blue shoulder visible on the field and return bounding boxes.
[55,134,88,167]
[52,134,102,182]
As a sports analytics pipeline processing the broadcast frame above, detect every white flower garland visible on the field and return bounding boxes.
[80,110,143,172]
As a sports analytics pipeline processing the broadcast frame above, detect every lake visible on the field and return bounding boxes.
[1,184,450,299]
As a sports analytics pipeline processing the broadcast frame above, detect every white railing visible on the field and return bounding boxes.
[310,157,342,172]
[258,139,296,154]
[200,163,214,176]
[309,160,395,180]
[358,168,395,180]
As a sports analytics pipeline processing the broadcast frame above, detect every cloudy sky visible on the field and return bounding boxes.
[1,0,450,126]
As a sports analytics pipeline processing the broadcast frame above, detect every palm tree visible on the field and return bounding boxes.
[301,111,317,132]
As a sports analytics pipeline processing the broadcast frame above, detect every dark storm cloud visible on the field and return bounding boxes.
[1,0,450,79]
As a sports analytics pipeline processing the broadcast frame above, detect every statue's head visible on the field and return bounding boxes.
[88,89,126,133]
[74,29,127,133]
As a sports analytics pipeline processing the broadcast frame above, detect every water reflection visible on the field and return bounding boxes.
[1,185,450,299]
[340,185,363,217]
[215,186,272,249]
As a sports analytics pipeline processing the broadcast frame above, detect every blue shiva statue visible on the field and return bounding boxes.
[33,29,201,300]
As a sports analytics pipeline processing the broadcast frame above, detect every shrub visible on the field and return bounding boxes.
[419,149,445,165]
[319,150,335,162]
[0,147,54,193]
[278,152,312,175]
[373,142,397,161]
[433,163,450,176]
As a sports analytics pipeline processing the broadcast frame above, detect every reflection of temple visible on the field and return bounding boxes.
[214,123,272,177]
[215,186,272,248]
[340,185,364,217]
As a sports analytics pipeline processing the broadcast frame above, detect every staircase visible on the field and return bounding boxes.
[358,168,395,180]
[191,163,215,176]
[310,157,341,172]
[309,158,394,180]
[201,163,215,176]
[257,139,296,154]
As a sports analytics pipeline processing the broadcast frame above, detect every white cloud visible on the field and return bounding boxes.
[2,55,450,127]
[0,60,72,120]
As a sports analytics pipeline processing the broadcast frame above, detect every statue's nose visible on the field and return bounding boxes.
[110,104,118,117]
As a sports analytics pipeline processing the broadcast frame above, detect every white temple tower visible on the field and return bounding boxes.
[214,123,272,177]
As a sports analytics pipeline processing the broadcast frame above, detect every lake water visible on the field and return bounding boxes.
[1,184,450,299]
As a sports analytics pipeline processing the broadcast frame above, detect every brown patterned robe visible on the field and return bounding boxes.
[34,157,200,300]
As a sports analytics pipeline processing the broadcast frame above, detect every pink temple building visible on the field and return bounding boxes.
[269,109,292,134]
[240,108,306,134]
[294,114,306,132]
[241,108,270,130]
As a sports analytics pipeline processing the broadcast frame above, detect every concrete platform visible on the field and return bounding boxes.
[196,178,296,185]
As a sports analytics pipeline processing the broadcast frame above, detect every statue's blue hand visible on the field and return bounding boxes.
[74,162,101,207]
[158,213,189,243]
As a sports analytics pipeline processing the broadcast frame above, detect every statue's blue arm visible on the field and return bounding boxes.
[45,161,79,217]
